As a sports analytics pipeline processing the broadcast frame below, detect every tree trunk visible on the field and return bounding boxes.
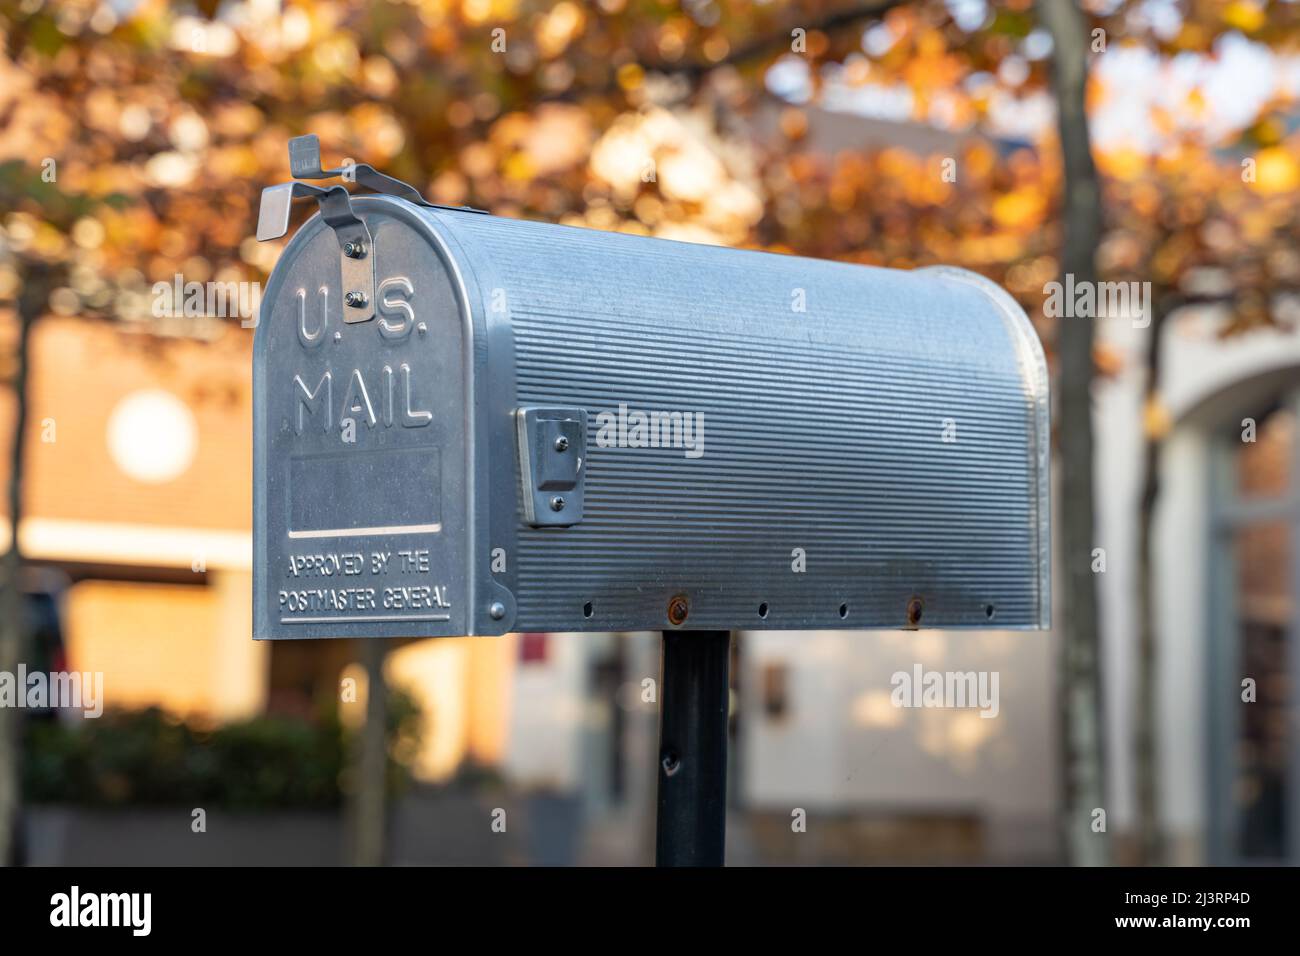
[0,266,44,865]
[1135,295,1176,865]
[348,640,389,866]
[1134,397,1161,867]
[1038,0,1108,866]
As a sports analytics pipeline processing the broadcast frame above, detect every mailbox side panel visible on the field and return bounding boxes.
[253,202,475,639]
[430,209,1050,633]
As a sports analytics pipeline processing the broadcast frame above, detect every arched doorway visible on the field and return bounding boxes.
[1203,380,1299,863]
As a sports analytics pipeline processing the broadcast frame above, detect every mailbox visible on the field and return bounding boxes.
[253,137,1049,641]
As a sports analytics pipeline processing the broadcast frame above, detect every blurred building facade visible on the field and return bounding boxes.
[1095,303,1300,866]
[5,281,1298,866]
[1,317,263,721]
[2,315,513,772]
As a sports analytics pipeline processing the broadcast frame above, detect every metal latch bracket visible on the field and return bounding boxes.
[516,407,588,527]
[256,181,376,323]
[255,134,489,325]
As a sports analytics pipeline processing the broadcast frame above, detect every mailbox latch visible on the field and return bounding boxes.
[516,407,588,527]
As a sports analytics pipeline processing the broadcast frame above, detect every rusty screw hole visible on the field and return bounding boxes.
[906,596,924,627]
[667,594,690,626]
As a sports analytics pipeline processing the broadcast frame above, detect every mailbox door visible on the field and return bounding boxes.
[254,202,471,639]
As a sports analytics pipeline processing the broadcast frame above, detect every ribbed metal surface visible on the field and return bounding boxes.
[428,210,1049,632]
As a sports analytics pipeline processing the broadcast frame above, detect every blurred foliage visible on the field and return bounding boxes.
[0,0,1294,363]
[22,686,423,808]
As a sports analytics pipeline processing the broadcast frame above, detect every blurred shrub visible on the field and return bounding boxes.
[23,688,423,810]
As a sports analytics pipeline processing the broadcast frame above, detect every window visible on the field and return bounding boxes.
[762,662,789,721]
[1212,396,1298,862]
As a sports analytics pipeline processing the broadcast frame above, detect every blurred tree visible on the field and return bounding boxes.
[1038,0,1106,868]
[0,156,121,863]
[349,640,388,866]
[0,260,50,866]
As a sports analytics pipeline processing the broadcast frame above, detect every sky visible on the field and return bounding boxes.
[766,1,1300,156]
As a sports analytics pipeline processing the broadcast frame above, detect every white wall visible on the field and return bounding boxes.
[736,309,1300,861]
[1092,314,1147,832]
[738,627,1057,849]
[1154,429,1210,859]
[503,632,592,790]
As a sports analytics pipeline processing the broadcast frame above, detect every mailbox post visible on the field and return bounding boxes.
[655,630,731,866]
[254,136,1051,866]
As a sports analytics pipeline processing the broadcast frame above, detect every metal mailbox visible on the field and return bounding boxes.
[253,137,1049,641]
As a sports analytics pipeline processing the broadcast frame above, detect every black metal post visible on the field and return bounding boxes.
[655,629,731,866]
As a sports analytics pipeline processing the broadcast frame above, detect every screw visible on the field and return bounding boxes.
[667,594,689,626]
[554,435,569,452]
[344,290,368,308]
[661,752,681,777]
[906,596,924,627]
[343,240,367,259]
[549,496,565,512]
[489,601,505,621]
